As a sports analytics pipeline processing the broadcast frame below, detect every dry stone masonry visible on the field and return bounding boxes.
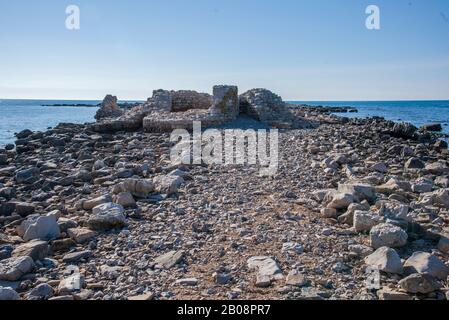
[92,85,314,133]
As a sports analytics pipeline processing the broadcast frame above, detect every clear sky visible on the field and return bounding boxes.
[0,0,448,101]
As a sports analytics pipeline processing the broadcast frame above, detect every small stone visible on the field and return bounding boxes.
[438,235,449,253]
[321,208,337,218]
[154,250,184,269]
[175,278,198,286]
[153,175,184,195]
[82,195,113,210]
[51,239,76,253]
[114,192,136,208]
[27,283,54,300]
[405,158,425,170]
[370,223,408,249]
[13,202,35,217]
[365,247,403,274]
[421,123,442,132]
[348,244,374,257]
[299,287,328,300]
[425,162,449,175]
[57,218,78,233]
[213,273,231,285]
[0,245,14,261]
[17,212,60,242]
[255,275,272,288]
[403,252,449,280]
[15,167,40,184]
[247,256,283,281]
[0,286,20,300]
[62,250,92,264]
[332,262,350,273]
[12,240,49,261]
[354,211,383,233]
[281,242,303,254]
[67,228,97,244]
[58,274,85,295]
[377,288,413,300]
[49,295,75,301]
[372,162,388,173]
[0,256,35,281]
[285,270,308,287]
[128,293,154,301]
[399,273,441,294]
[100,265,122,280]
[87,203,126,231]
[327,193,355,210]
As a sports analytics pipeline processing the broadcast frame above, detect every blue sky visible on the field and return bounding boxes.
[0,0,448,100]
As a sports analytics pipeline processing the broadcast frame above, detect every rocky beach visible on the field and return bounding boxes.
[1,86,449,301]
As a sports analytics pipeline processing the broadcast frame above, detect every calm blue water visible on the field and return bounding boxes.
[289,100,449,136]
[1,99,449,147]
[0,99,140,146]
[0,99,101,146]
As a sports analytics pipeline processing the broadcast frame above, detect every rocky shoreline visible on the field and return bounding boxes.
[1,87,449,301]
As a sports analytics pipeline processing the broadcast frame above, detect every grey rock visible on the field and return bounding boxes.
[154,250,184,269]
[17,212,60,241]
[353,211,383,233]
[27,283,54,300]
[95,95,123,121]
[377,288,413,300]
[62,250,92,264]
[399,273,441,294]
[175,278,198,286]
[0,256,34,281]
[370,223,408,249]
[13,202,35,217]
[425,162,449,175]
[15,167,40,184]
[405,157,425,170]
[88,203,126,231]
[391,122,417,139]
[348,244,374,257]
[153,175,184,195]
[372,162,388,173]
[421,123,442,132]
[67,228,97,244]
[403,252,449,280]
[58,274,85,295]
[112,179,155,198]
[12,240,49,261]
[114,192,136,208]
[0,286,20,300]
[327,193,355,210]
[365,247,403,274]
[285,270,308,287]
[82,195,113,210]
[438,235,449,253]
[247,256,283,281]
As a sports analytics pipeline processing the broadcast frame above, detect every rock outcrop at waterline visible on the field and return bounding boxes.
[94,95,124,121]
[91,86,316,133]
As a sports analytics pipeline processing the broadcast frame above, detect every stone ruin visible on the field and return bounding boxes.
[91,85,314,133]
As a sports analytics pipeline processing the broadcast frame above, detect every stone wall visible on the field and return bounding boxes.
[239,89,286,122]
[93,85,314,134]
[171,91,213,112]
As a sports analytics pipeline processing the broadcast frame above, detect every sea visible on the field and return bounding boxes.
[290,100,449,142]
[1,99,449,146]
[0,99,140,146]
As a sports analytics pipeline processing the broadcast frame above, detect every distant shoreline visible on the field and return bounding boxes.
[43,103,100,108]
